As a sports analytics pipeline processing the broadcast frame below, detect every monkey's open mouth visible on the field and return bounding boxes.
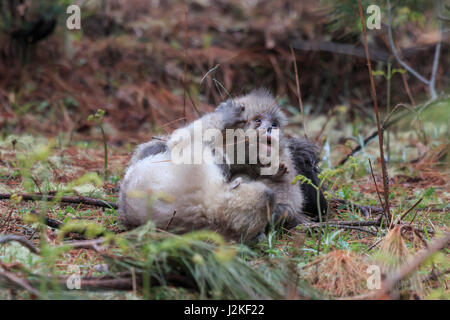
[258,135,274,156]
[258,134,272,145]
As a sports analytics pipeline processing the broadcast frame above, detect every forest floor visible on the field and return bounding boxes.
[0,97,448,299]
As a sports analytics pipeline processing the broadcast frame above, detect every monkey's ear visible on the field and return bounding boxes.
[229,177,242,190]
[215,101,227,111]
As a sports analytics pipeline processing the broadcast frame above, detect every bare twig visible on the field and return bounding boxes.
[368,159,385,213]
[339,102,422,166]
[339,130,379,166]
[151,136,167,142]
[387,0,442,99]
[424,268,450,282]
[165,210,177,230]
[291,40,389,62]
[382,232,450,297]
[182,0,189,123]
[0,234,40,254]
[394,198,423,226]
[332,198,384,217]
[0,269,40,297]
[400,73,416,106]
[186,90,203,117]
[290,46,308,139]
[429,0,443,99]
[200,64,220,84]
[326,220,383,227]
[0,193,118,209]
[358,0,391,224]
[367,237,384,252]
[438,14,450,21]
[303,222,378,236]
[387,0,429,85]
[10,272,198,292]
[347,232,450,299]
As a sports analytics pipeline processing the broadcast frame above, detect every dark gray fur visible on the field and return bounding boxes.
[138,141,168,159]
[287,138,328,220]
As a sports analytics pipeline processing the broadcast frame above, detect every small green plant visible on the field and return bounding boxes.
[88,109,108,178]
[292,167,342,255]
[372,62,406,161]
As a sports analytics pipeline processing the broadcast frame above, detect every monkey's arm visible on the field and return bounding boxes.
[130,100,244,165]
[189,99,245,133]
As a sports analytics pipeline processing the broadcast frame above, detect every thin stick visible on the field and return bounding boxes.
[408,207,423,226]
[161,117,187,128]
[186,90,203,117]
[200,64,220,84]
[348,232,450,299]
[368,159,385,212]
[0,269,40,297]
[0,235,40,254]
[182,0,189,123]
[394,198,423,225]
[332,198,384,217]
[387,0,429,85]
[367,237,384,252]
[429,0,443,99]
[290,46,308,139]
[165,210,177,230]
[387,0,442,99]
[339,130,379,166]
[0,193,118,209]
[339,102,421,166]
[400,73,416,106]
[358,0,391,225]
[303,223,378,236]
[326,220,383,227]
[383,232,450,297]
[151,136,167,141]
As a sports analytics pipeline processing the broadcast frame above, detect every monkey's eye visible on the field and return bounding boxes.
[254,118,261,123]
[271,122,278,128]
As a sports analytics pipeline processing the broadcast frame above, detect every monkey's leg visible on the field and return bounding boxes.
[219,179,275,243]
[270,203,298,229]
[269,203,312,231]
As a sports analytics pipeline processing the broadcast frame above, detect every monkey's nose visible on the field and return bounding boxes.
[267,127,272,134]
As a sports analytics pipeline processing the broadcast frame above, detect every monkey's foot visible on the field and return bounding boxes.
[270,163,289,180]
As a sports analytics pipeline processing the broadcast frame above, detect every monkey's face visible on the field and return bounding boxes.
[243,110,285,158]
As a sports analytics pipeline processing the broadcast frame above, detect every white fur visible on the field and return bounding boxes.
[119,111,274,243]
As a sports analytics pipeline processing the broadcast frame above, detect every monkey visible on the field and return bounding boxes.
[222,88,327,228]
[119,100,276,243]
[124,89,327,237]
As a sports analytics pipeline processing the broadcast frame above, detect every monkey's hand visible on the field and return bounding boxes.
[268,163,289,181]
[215,99,246,128]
